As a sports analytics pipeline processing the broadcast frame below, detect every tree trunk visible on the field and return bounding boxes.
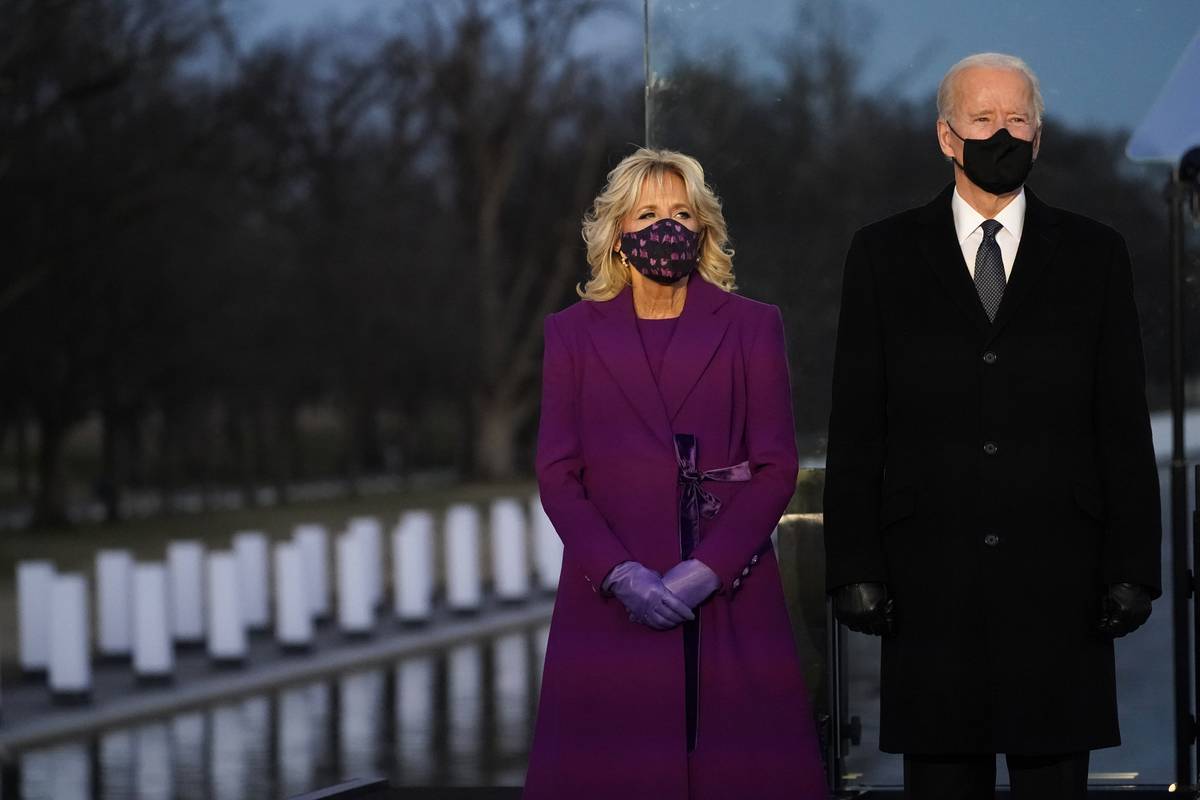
[227,401,257,508]
[127,414,146,489]
[273,400,292,506]
[158,406,177,515]
[33,414,69,528]
[474,395,517,480]
[100,406,122,524]
[343,396,361,498]
[250,398,268,506]
[16,416,29,497]
[286,403,303,482]
[355,395,383,474]
[199,401,218,514]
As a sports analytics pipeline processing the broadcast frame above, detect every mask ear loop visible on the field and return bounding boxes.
[943,120,968,172]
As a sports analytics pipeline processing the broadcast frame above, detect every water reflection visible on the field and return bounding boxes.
[9,622,550,799]
[278,683,332,796]
[339,670,386,780]
[395,656,435,785]
[20,742,90,800]
[134,723,171,800]
[173,713,208,800]
[447,642,484,785]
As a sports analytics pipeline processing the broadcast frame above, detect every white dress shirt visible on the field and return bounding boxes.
[951,187,1026,280]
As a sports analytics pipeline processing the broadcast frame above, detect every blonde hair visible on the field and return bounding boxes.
[937,52,1045,126]
[578,148,735,301]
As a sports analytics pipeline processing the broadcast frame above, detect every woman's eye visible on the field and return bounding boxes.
[676,211,691,219]
[638,211,655,219]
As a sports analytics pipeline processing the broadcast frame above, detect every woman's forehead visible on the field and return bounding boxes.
[635,170,687,205]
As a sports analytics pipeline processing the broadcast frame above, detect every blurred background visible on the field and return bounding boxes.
[1,0,1198,797]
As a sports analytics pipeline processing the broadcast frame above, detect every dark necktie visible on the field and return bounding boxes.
[974,218,1005,322]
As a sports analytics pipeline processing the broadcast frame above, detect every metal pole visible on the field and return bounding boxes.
[826,601,845,795]
[1169,169,1194,788]
[642,0,651,146]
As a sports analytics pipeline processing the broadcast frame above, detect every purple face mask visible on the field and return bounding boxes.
[619,218,700,285]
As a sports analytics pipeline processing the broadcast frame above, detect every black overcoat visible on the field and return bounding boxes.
[823,184,1162,755]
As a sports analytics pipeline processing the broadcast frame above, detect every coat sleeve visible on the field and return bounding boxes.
[822,230,890,592]
[535,312,635,595]
[1094,233,1162,598]
[688,304,799,592]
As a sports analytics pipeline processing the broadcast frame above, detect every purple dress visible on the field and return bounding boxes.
[523,272,828,799]
[636,315,679,380]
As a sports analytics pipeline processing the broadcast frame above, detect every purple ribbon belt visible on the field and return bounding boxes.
[673,432,750,754]
[674,433,751,559]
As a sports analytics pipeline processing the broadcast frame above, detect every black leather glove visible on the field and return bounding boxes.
[833,582,896,636]
[1096,582,1152,638]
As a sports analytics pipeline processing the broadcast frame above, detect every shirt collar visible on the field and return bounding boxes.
[951,186,1027,245]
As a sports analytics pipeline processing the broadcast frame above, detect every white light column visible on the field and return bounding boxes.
[530,496,563,591]
[166,541,206,645]
[392,511,434,623]
[444,504,482,613]
[336,530,373,637]
[274,541,313,651]
[95,549,134,659]
[233,531,270,632]
[205,551,246,665]
[292,524,331,621]
[48,573,91,703]
[132,563,173,683]
[17,560,55,676]
[489,498,530,602]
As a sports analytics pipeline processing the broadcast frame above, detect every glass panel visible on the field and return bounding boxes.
[647,0,1200,789]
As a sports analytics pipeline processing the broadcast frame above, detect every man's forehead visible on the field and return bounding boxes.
[958,66,1032,99]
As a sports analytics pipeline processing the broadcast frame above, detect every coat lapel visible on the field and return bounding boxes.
[657,273,732,421]
[586,283,673,446]
[917,185,993,338]
[984,188,1060,345]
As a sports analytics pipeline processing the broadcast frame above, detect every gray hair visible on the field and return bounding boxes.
[936,52,1045,126]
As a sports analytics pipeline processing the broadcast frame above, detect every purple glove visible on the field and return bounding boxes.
[661,559,721,608]
[602,561,694,630]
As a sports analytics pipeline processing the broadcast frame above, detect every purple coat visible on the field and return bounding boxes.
[523,272,827,799]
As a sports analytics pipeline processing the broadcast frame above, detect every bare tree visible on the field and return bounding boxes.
[417,0,627,478]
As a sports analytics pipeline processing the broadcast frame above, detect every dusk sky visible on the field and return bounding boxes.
[240,0,1200,134]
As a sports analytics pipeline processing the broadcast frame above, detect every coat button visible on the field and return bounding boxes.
[983,441,999,456]
[984,533,1000,547]
[732,577,742,589]
[750,554,759,565]
[982,351,998,364]
[741,567,751,577]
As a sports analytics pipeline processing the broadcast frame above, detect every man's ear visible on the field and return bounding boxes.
[1032,126,1042,161]
[936,119,957,161]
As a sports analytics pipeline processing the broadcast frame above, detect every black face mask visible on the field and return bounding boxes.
[946,123,1036,195]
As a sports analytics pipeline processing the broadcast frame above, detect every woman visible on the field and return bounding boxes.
[524,148,827,799]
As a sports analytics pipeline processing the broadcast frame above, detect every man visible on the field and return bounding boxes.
[823,52,1161,800]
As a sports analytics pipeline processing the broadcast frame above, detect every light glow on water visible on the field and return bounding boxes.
[8,622,550,799]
